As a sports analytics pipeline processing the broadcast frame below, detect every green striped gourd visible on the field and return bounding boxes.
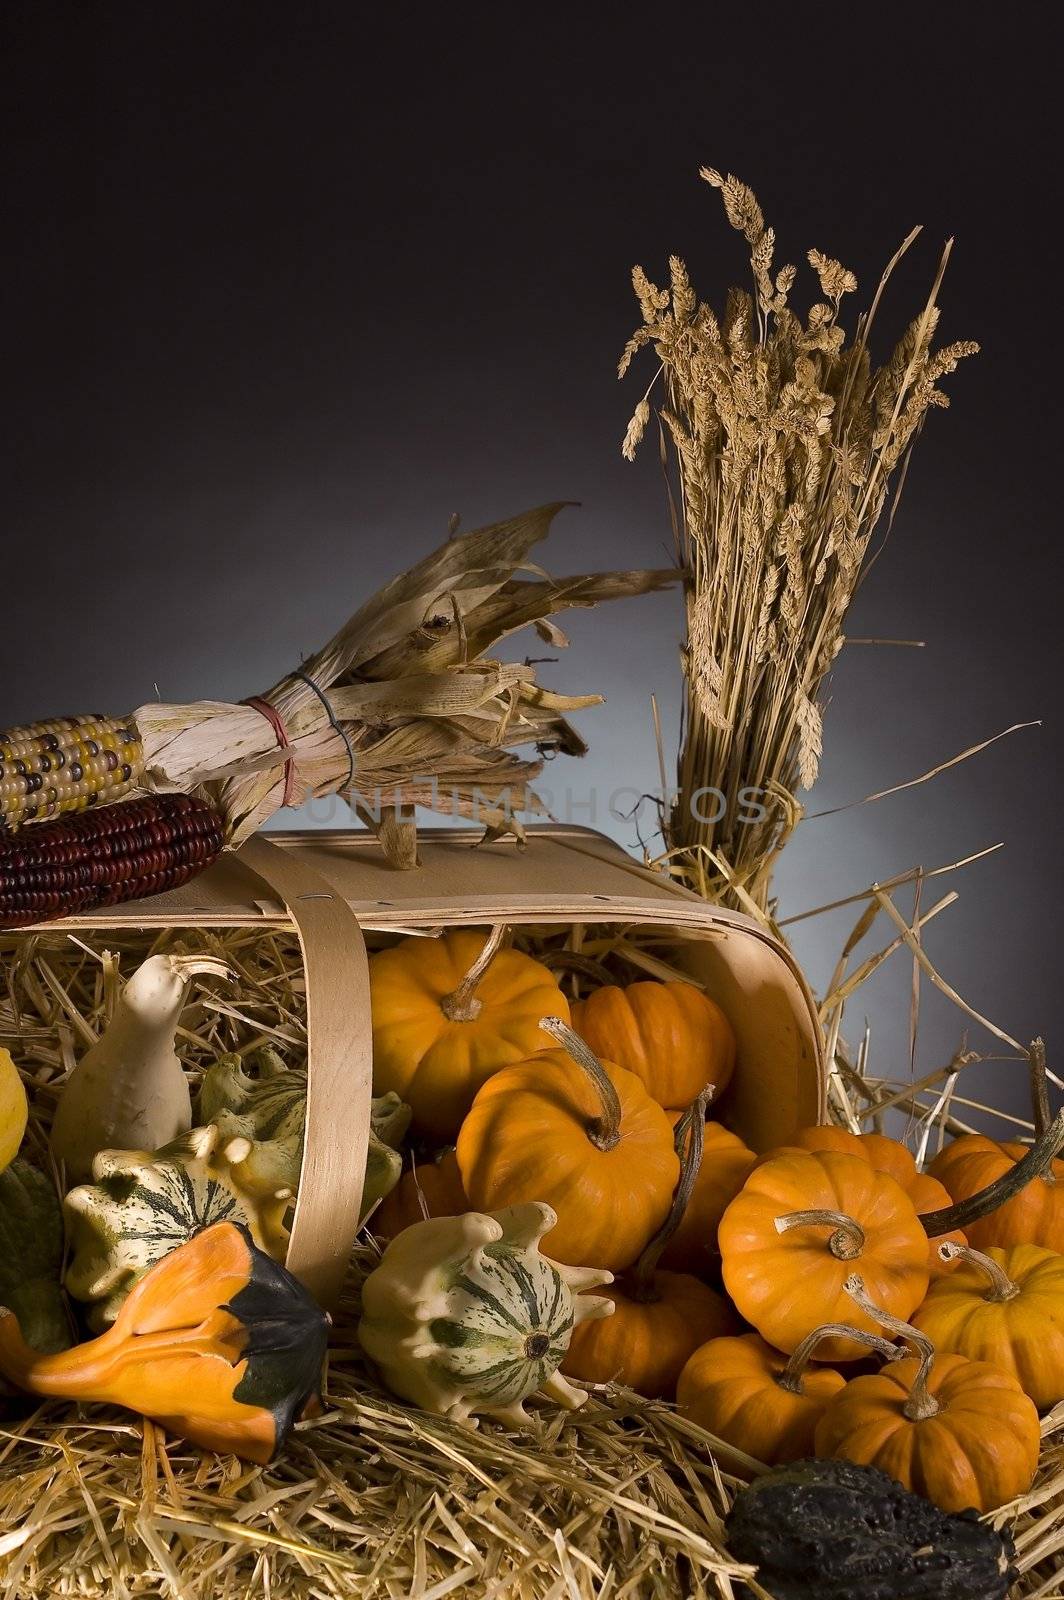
[64,1124,291,1328]
[198,1048,410,1217]
[357,1202,615,1426]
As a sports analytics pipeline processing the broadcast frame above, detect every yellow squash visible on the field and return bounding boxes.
[0,1048,28,1173]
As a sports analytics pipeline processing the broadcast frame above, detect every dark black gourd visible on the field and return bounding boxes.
[725,1458,1017,1600]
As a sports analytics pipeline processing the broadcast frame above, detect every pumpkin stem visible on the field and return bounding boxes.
[920,1104,1064,1237]
[630,1086,714,1302]
[776,1323,902,1394]
[439,925,507,1022]
[936,1240,1021,1302]
[539,1017,623,1152]
[773,1209,866,1261]
[539,949,616,997]
[1029,1039,1056,1186]
[843,1274,941,1422]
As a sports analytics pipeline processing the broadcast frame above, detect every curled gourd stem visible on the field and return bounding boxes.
[920,1103,1064,1237]
[538,949,616,996]
[774,1208,866,1261]
[844,1273,940,1422]
[937,1240,1020,1302]
[539,1016,622,1153]
[439,925,507,1022]
[1030,1038,1056,1187]
[630,1085,714,1302]
[776,1323,902,1395]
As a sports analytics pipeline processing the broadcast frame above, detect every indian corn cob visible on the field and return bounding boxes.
[0,716,144,831]
[0,793,224,928]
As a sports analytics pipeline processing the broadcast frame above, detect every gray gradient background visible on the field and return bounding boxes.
[3,5,1061,1128]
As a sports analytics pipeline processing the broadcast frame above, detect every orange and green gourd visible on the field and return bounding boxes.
[0,1221,329,1463]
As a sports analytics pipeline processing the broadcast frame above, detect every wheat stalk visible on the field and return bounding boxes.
[623,170,978,911]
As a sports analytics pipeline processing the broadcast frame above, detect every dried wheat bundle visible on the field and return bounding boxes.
[5,505,676,868]
[622,171,978,910]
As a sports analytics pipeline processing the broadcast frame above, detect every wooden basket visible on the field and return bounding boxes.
[40,824,826,1308]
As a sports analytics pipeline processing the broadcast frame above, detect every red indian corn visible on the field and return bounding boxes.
[0,794,225,928]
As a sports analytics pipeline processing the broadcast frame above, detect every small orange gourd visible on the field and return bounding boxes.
[912,1240,1064,1410]
[930,1136,1063,1252]
[928,1040,1064,1252]
[784,1124,966,1278]
[571,980,735,1107]
[456,1017,679,1272]
[677,1324,901,1468]
[561,1093,736,1399]
[372,1152,470,1240]
[370,926,569,1141]
[659,1116,757,1276]
[718,1149,929,1360]
[814,1275,1041,1514]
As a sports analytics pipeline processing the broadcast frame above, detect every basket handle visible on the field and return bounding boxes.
[236,834,372,1310]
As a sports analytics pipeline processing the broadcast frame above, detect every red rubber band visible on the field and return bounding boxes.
[242,696,298,806]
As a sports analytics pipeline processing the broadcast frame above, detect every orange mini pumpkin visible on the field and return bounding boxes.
[677,1324,900,1468]
[456,1018,679,1271]
[370,926,569,1142]
[562,1273,734,1401]
[659,1116,756,1276]
[815,1275,1041,1513]
[372,1152,469,1240]
[928,1040,1063,1253]
[561,1093,735,1398]
[784,1125,965,1278]
[718,1149,929,1360]
[912,1240,1064,1410]
[930,1133,1063,1252]
[571,980,735,1107]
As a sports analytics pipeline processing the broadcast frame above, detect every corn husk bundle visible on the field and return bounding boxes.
[1,505,676,893]
[622,171,978,912]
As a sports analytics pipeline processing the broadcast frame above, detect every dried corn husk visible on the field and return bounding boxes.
[17,505,677,864]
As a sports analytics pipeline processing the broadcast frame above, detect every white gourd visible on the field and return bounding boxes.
[50,954,228,1184]
[358,1202,615,1426]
